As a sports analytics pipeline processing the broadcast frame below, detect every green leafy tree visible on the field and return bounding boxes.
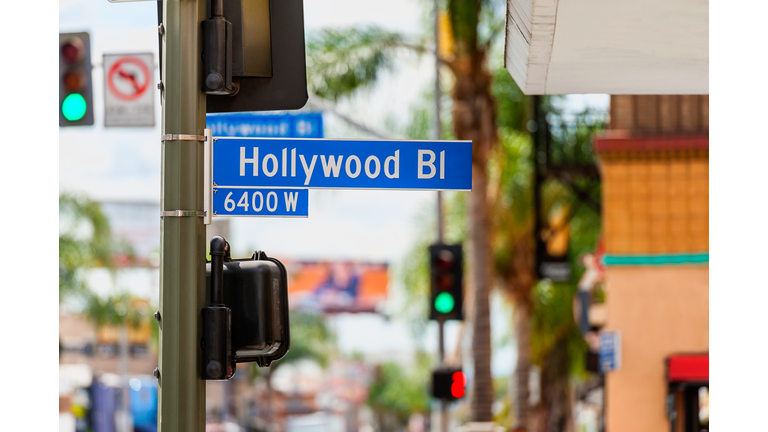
[496,96,603,431]
[83,291,149,329]
[59,193,135,304]
[487,72,536,429]
[60,192,150,425]
[526,99,604,432]
[82,290,153,357]
[367,352,432,432]
[397,66,535,427]
[59,193,116,301]
[279,310,337,368]
[398,88,606,431]
[306,0,507,419]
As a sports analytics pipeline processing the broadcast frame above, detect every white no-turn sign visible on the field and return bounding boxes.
[103,53,155,127]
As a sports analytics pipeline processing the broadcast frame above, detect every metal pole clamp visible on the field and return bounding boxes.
[160,210,207,217]
[162,134,207,142]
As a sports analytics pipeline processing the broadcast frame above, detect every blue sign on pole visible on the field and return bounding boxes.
[599,331,621,373]
[206,112,323,138]
[212,137,473,190]
[214,187,309,217]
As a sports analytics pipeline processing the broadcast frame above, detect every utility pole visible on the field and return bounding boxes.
[434,0,445,246]
[433,2,449,432]
[157,0,208,430]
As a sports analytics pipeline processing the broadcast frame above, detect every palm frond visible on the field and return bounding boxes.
[306,26,427,101]
[59,193,135,303]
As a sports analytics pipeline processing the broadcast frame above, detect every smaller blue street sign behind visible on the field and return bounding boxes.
[212,138,472,191]
[207,112,323,138]
[214,187,309,217]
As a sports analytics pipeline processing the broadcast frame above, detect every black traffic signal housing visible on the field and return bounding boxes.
[429,244,463,321]
[59,32,94,126]
[432,367,467,401]
[203,237,290,380]
[203,0,308,112]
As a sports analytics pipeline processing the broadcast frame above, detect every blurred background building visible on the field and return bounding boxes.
[595,95,709,432]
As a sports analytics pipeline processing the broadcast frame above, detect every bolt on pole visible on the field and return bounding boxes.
[157,0,208,431]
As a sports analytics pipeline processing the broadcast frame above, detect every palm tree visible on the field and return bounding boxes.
[59,193,116,301]
[395,85,605,431]
[487,131,536,429]
[486,69,536,429]
[529,99,604,432]
[367,352,432,432]
[59,193,136,302]
[306,0,506,420]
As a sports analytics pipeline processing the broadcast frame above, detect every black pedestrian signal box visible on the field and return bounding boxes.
[429,244,463,321]
[204,0,308,113]
[59,32,94,126]
[203,237,290,380]
[432,367,467,401]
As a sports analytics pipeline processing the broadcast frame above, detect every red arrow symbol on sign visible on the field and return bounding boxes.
[107,56,151,101]
[117,68,141,94]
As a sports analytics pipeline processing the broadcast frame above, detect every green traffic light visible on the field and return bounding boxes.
[435,292,455,314]
[62,93,87,121]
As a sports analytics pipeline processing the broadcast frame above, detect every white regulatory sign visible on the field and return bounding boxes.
[103,53,155,127]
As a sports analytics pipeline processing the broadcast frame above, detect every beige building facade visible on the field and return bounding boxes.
[596,95,709,432]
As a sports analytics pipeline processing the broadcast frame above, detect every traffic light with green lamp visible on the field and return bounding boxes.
[429,244,463,321]
[59,32,94,126]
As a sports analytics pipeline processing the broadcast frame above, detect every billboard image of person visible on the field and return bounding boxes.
[285,261,388,313]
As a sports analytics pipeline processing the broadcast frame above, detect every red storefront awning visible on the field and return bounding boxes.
[667,354,709,382]
[594,131,709,153]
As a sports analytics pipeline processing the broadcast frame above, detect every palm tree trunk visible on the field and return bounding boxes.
[536,335,572,432]
[451,50,497,422]
[468,161,493,422]
[513,300,532,431]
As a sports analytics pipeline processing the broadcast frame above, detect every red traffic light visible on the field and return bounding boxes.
[435,249,454,271]
[432,367,466,400]
[61,37,85,63]
[450,371,466,398]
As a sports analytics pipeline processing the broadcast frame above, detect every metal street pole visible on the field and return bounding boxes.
[434,2,448,432]
[438,319,448,432]
[157,0,208,431]
[434,0,445,246]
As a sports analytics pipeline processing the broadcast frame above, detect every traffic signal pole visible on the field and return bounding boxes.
[433,0,445,247]
[438,320,448,432]
[434,1,449,431]
[157,0,208,430]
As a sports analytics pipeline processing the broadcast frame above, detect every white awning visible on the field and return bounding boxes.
[504,0,708,94]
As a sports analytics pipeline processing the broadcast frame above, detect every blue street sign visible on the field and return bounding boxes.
[214,187,309,217]
[206,112,323,138]
[212,137,472,190]
[599,331,621,373]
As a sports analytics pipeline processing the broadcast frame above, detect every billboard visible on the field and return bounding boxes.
[285,261,388,313]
